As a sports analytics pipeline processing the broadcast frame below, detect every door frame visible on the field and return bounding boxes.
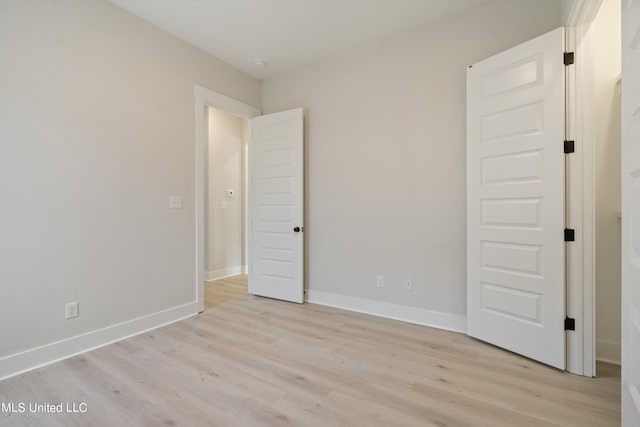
[563,0,603,376]
[194,85,261,313]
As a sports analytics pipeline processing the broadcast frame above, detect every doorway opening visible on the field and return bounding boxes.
[194,85,304,310]
[466,1,623,377]
[204,106,250,310]
[592,0,622,371]
[564,0,622,377]
[193,85,261,313]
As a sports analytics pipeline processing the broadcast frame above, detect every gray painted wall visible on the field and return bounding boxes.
[262,0,563,317]
[0,0,260,360]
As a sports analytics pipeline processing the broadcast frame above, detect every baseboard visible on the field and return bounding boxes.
[596,339,621,365]
[306,290,467,334]
[206,265,245,281]
[0,302,199,381]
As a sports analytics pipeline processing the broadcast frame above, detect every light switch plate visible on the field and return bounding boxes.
[170,196,183,209]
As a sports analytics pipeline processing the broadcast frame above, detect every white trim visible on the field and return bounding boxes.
[242,128,249,281]
[205,265,246,281]
[564,0,601,377]
[194,85,261,119]
[0,302,199,381]
[194,85,260,312]
[597,357,622,366]
[247,122,254,295]
[564,0,604,26]
[596,339,621,365]
[306,290,467,334]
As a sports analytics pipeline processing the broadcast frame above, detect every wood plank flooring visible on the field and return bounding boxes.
[0,275,620,426]
[204,274,248,310]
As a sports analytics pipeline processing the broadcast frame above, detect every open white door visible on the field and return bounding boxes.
[249,108,304,303]
[467,28,566,369]
[622,2,640,425]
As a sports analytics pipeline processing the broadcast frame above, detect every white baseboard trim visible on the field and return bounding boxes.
[0,301,199,381]
[596,357,621,366]
[206,265,246,281]
[306,290,467,334]
[596,339,621,365]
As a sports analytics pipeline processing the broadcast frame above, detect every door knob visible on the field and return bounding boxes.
[293,227,301,232]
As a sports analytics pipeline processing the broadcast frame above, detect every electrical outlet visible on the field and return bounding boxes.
[65,301,79,319]
[377,275,385,288]
[405,278,413,291]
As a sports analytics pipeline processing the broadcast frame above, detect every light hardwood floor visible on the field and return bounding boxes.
[0,275,620,426]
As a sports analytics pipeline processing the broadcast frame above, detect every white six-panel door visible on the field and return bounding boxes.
[622,1,640,424]
[249,108,304,303]
[467,28,566,369]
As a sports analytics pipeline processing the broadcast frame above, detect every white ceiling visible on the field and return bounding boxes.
[110,0,493,80]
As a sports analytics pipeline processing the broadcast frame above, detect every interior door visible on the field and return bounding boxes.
[622,1,640,425]
[466,28,566,369]
[249,108,304,303]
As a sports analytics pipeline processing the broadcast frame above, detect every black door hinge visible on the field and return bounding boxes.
[564,140,575,154]
[564,229,575,242]
[565,317,576,331]
[564,52,575,65]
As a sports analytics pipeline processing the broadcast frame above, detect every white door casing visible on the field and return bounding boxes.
[622,1,640,424]
[194,85,261,313]
[249,108,304,303]
[467,28,566,369]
